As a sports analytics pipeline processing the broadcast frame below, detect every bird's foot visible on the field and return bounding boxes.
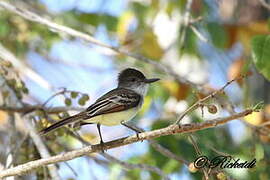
[99,140,106,153]
[136,133,143,142]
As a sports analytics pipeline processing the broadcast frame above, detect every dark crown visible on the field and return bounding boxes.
[118,68,146,82]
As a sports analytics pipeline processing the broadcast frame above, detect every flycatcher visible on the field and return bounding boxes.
[40,68,159,145]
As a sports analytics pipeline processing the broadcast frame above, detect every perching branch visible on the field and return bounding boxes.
[124,125,189,165]
[68,128,170,179]
[0,109,253,178]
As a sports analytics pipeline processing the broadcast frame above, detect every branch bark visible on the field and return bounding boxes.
[0,62,60,179]
[67,128,170,179]
[0,105,84,114]
[0,109,253,178]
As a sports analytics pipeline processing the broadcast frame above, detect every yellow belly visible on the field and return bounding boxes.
[83,108,138,126]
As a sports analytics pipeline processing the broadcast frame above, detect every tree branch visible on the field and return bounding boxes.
[22,115,60,180]
[0,105,84,114]
[259,0,270,10]
[124,124,189,165]
[0,1,199,89]
[0,43,51,90]
[0,69,60,179]
[0,109,253,178]
[67,128,170,179]
[179,0,193,51]
[175,76,243,124]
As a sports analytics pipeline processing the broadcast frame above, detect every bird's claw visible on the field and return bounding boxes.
[136,133,143,142]
[99,140,106,153]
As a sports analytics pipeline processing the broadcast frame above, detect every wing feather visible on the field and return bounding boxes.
[39,88,141,135]
[84,88,141,119]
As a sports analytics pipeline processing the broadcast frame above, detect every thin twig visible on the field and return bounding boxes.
[0,43,51,90]
[259,0,270,10]
[188,135,202,156]
[0,109,254,178]
[221,98,270,137]
[189,25,209,43]
[0,70,60,179]
[188,134,209,180]
[102,153,170,180]
[175,76,244,124]
[207,144,235,161]
[0,1,200,89]
[22,115,61,180]
[149,141,189,165]
[63,162,78,177]
[6,134,28,168]
[0,105,84,114]
[179,0,193,51]
[42,88,67,107]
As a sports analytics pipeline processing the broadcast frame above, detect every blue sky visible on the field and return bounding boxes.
[39,0,126,15]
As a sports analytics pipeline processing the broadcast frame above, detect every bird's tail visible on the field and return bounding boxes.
[39,113,84,135]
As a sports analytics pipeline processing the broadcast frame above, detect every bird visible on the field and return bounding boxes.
[39,68,160,146]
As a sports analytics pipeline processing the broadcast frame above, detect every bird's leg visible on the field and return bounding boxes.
[121,121,142,141]
[97,123,105,152]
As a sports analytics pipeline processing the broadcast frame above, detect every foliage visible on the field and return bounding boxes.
[251,35,270,80]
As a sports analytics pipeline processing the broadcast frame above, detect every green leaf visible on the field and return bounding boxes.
[251,35,270,80]
[131,2,148,26]
[81,94,90,101]
[22,87,29,94]
[252,101,264,112]
[0,19,9,37]
[163,159,179,173]
[206,23,227,49]
[78,97,86,106]
[255,143,264,161]
[70,91,78,98]
[61,111,70,119]
[64,98,72,106]
[77,13,118,31]
[179,28,198,55]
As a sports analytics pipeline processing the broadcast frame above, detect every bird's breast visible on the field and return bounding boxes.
[83,107,139,126]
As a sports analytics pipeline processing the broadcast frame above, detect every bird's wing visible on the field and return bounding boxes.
[39,88,141,135]
[84,88,141,119]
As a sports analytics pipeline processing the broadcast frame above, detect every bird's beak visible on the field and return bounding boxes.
[144,78,160,83]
